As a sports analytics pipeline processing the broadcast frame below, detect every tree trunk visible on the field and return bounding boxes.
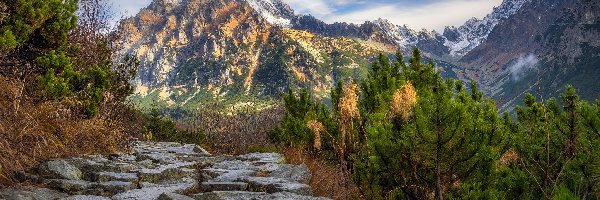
[436,132,443,200]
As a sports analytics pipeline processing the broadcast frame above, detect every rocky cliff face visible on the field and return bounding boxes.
[119,0,389,108]
[459,0,600,111]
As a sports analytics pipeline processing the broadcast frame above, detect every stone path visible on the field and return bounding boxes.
[0,142,330,200]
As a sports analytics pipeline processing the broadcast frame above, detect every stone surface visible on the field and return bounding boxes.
[96,172,138,182]
[60,195,111,200]
[157,192,194,200]
[0,187,68,200]
[200,182,248,192]
[0,142,329,200]
[37,160,83,180]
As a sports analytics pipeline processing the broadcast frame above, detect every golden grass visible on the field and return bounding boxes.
[0,77,134,185]
[282,147,361,200]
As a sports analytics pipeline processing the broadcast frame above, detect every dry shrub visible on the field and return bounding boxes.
[282,147,361,200]
[497,149,520,168]
[338,80,360,157]
[175,105,284,155]
[390,82,417,122]
[306,120,325,151]
[0,77,134,185]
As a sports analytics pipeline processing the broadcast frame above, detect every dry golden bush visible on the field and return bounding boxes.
[306,120,325,151]
[389,82,418,122]
[497,149,520,168]
[282,147,361,200]
[338,80,360,157]
[0,77,135,185]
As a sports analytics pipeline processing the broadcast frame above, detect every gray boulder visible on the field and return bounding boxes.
[38,160,83,180]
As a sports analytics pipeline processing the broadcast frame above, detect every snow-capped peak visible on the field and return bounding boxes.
[246,0,296,27]
[442,0,531,56]
[373,18,419,47]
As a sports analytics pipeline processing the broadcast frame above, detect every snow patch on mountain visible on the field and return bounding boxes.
[373,18,419,47]
[246,0,296,27]
[442,0,530,56]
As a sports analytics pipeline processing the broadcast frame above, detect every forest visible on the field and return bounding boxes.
[269,50,600,199]
[0,0,599,199]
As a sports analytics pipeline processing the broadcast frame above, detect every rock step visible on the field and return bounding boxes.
[0,142,331,200]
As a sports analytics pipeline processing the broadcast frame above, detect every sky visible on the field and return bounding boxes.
[109,0,503,32]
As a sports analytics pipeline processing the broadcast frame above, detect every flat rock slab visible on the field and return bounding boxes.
[193,191,329,200]
[60,195,111,200]
[0,187,68,200]
[200,182,248,192]
[0,142,330,200]
[96,172,138,182]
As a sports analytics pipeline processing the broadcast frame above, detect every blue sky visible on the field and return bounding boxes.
[109,0,503,32]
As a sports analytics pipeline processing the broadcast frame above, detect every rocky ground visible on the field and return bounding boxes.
[0,142,330,200]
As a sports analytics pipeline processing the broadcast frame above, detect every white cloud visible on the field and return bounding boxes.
[284,0,503,32]
[109,0,151,17]
[110,0,503,32]
[510,54,539,81]
[283,0,333,16]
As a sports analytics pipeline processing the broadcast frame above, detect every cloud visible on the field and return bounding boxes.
[510,54,539,81]
[283,0,333,16]
[110,0,503,32]
[283,0,502,32]
[108,0,151,17]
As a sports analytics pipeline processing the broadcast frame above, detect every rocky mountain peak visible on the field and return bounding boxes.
[246,0,296,27]
[440,0,530,57]
[372,18,419,47]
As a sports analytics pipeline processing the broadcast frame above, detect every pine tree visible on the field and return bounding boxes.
[354,49,504,199]
[512,86,599,199]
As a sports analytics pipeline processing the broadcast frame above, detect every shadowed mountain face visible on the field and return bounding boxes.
[119,0,599,111]
[459,0,600,111]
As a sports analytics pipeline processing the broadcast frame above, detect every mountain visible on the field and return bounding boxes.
[119,0,599,111]
[459,0,600,111]
[118,0,392,109]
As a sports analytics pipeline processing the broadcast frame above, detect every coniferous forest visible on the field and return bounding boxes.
[270,50,600,199]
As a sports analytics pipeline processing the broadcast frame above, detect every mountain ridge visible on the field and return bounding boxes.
[119,0,599,111]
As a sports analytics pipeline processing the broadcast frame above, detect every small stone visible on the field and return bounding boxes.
[37,160,83,180]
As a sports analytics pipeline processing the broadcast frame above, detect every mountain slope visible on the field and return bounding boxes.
[118,0,390,108]
[118,0,599,112]
[459,0,600,110]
